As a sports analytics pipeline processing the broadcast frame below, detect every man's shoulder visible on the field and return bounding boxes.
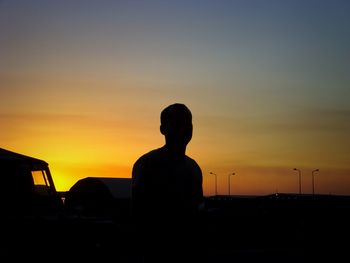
[132,149,162,178]
[185,155,202,173]
[184,155,198,164]
[134,148,163,166]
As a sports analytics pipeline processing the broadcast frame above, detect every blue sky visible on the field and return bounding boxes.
[1,0,349,194]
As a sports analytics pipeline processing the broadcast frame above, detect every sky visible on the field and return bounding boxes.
[1,0,350,195]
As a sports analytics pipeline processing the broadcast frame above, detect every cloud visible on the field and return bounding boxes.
[0,111,151,130]
[205,108,350,134]
[280,108,350,133]
[197,108,350,137]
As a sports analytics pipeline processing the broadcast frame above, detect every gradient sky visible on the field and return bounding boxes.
[1,0,350,195]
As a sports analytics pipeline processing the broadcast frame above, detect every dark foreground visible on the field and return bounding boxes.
[2,194,350,262]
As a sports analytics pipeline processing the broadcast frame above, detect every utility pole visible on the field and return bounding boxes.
[312,169,319,196]
[228,173,235,195]
[293,168,302,194]
[210,172,218,195]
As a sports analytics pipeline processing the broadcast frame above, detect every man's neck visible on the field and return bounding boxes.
[163,143,186,156]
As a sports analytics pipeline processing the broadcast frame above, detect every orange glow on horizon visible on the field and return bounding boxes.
[47,157,350,196]
[1,101,350,195]
[2,119,350,196]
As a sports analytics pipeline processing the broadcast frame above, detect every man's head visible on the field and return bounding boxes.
[160,103,193,147]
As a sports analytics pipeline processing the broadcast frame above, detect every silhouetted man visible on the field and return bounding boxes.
[131,103,204,261]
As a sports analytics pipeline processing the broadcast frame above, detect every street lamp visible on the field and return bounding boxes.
[293,168,302,195]
[210,172,218,196]
[228,173,235,196]
[312,169,319,196]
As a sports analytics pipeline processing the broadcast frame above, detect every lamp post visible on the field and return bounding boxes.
[210,172,218,196]
[312,169,319,196]
[228,173,235,196]
[293,168,302,195]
